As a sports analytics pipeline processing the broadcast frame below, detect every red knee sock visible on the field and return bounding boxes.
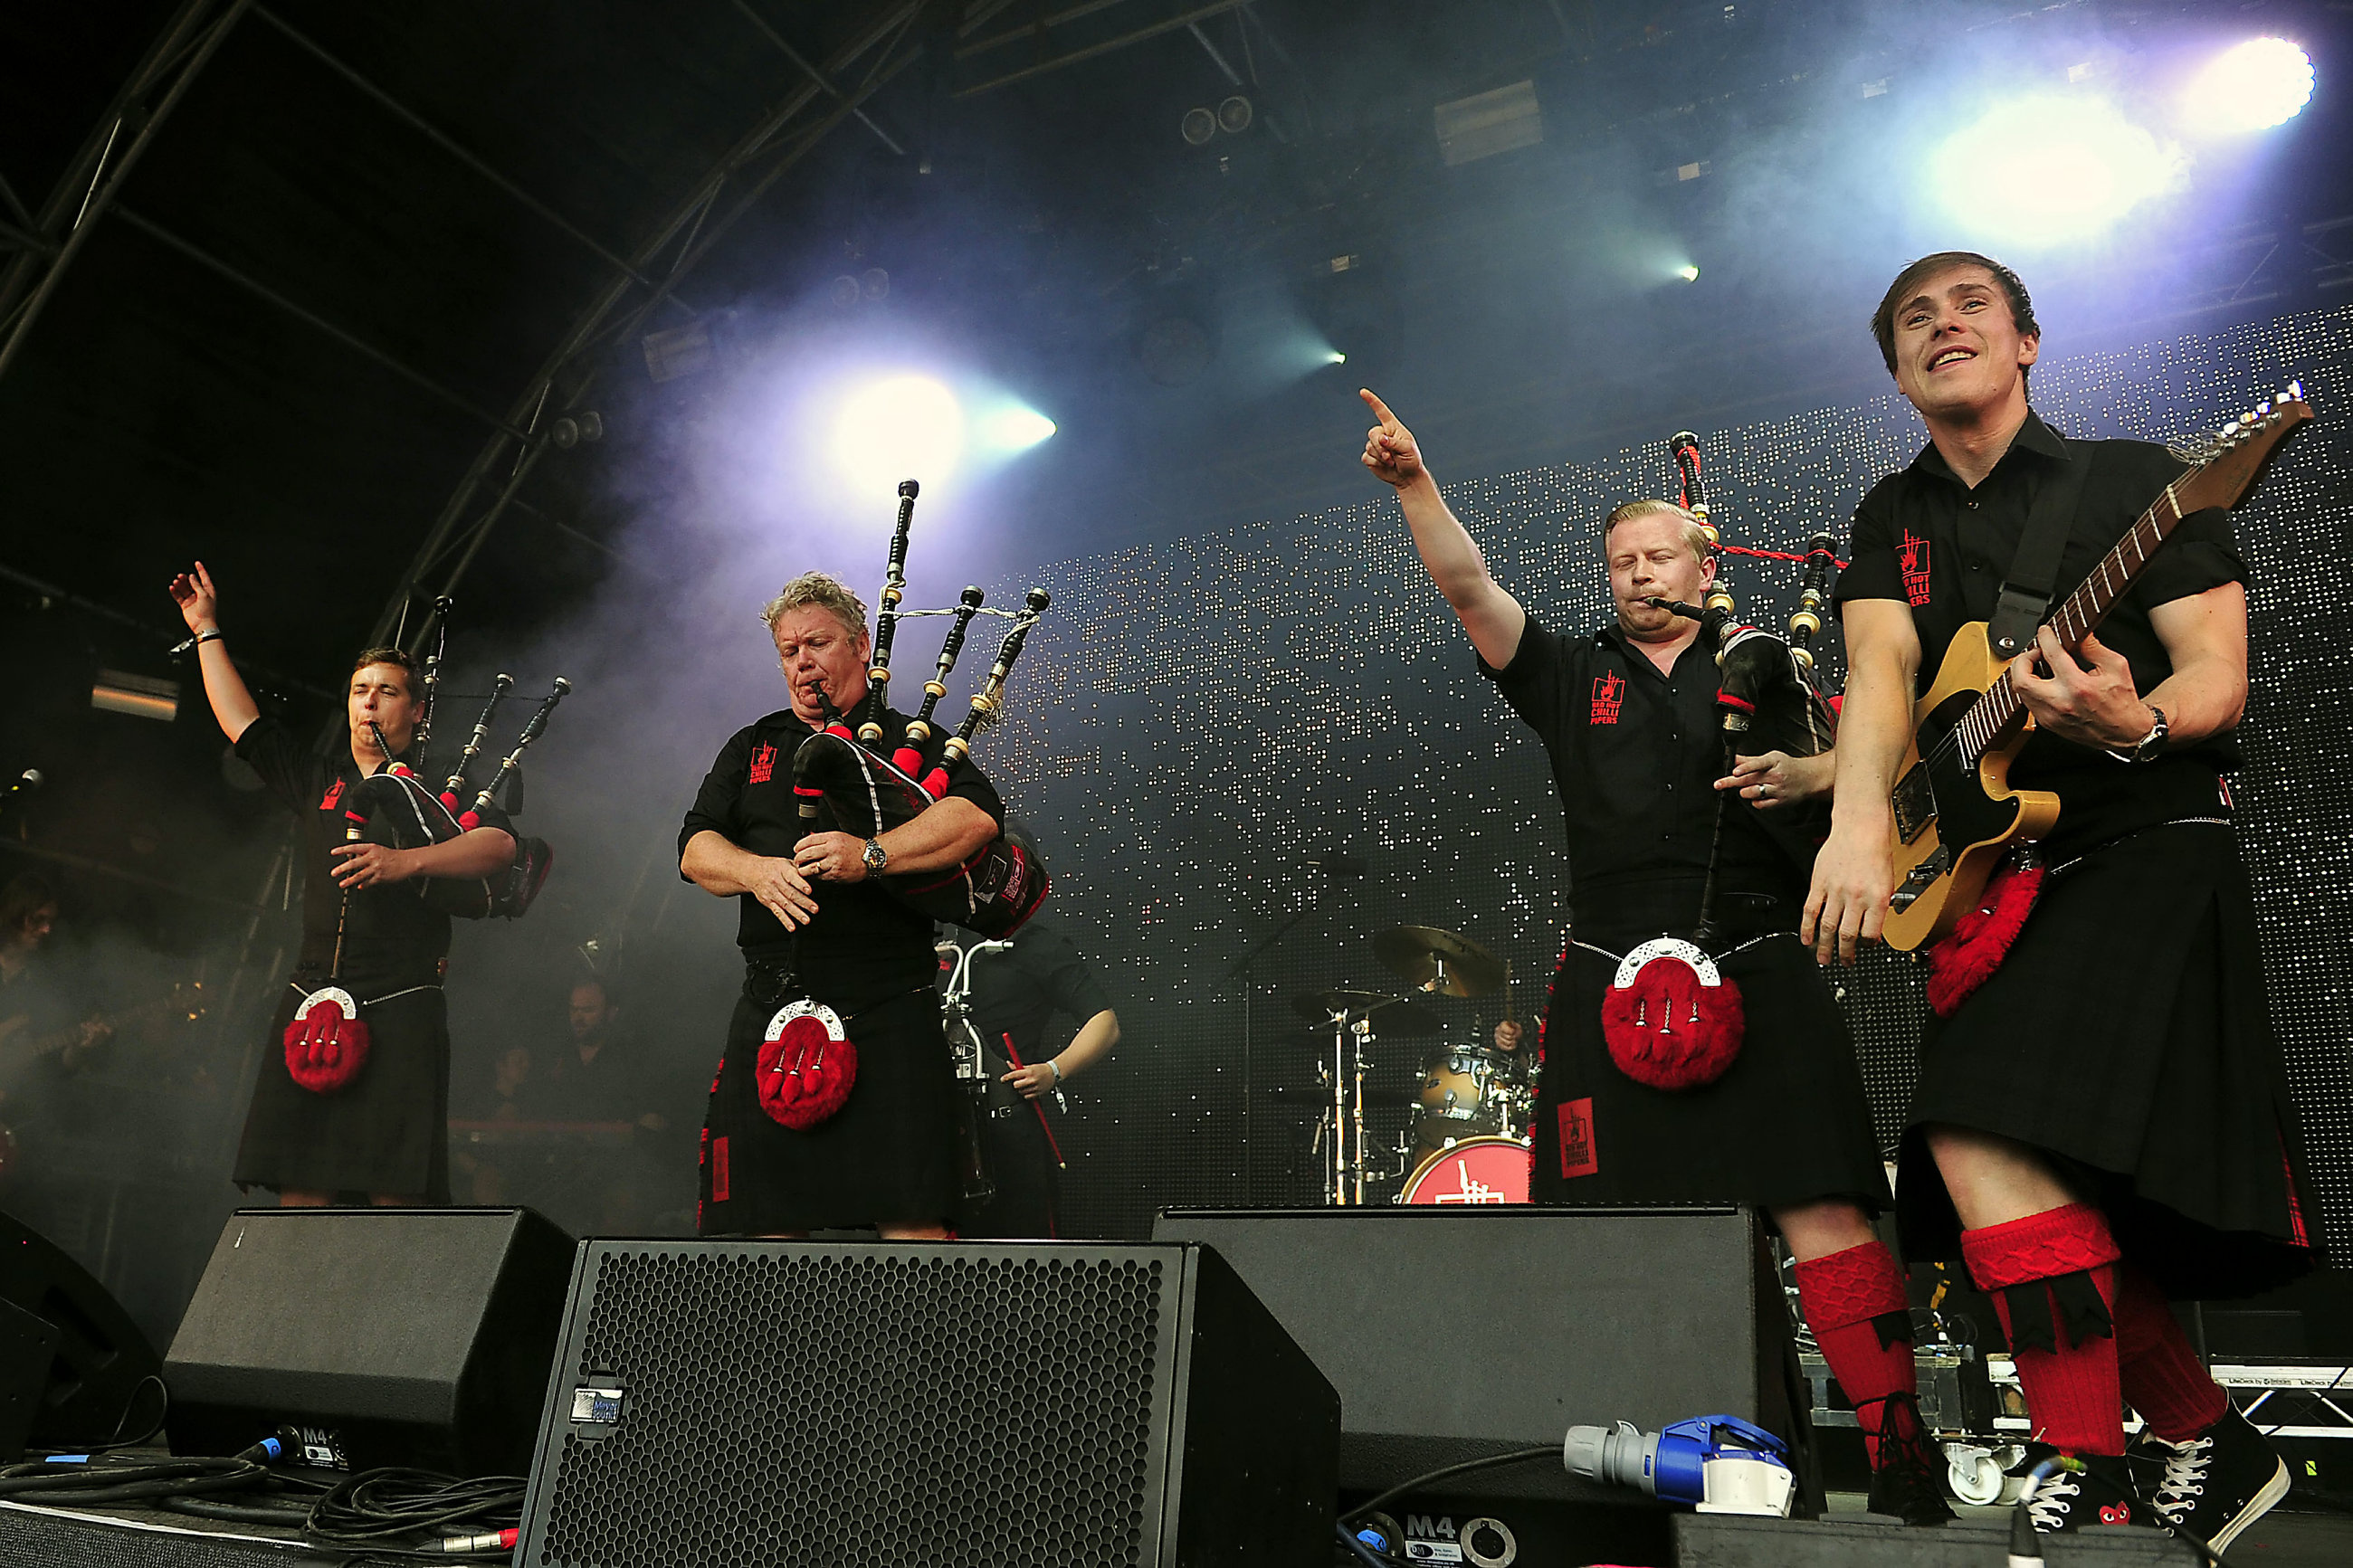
[2113,1262,2228,1441]
[1794,1240,1920,1468]
[1960,1203,2124,1457]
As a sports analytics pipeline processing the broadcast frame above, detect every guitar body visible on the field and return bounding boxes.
[1882,622,2061,952]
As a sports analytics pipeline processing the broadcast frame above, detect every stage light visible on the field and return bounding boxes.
[835,375,963,489]
[1327,350,1348,365]
[1676,264,1700,282]
[978,405,1058,452]
[2186,38,2314,133]
[1930,96,2181,244]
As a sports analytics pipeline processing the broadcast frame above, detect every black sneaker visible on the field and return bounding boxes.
[1859,1393,1956,1525]
[2013,1444,2146,1533]
[2131,1405,2291,1555]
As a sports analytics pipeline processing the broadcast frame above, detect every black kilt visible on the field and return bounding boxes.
[233,963,452,1202]
[1898,822,2318,1299]
[1533,927,1891,1213]
[699,981,957,1234]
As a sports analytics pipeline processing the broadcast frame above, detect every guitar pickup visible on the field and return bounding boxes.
[1891,766,1936,843]
[1888,847,1950,913]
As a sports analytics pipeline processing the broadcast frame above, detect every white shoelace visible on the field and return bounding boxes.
[2147,1435,2213,1525]
[2025,1471,2082,1533]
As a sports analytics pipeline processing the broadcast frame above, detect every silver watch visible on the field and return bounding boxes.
[861,838,889,875]
[2127,705,2169,764]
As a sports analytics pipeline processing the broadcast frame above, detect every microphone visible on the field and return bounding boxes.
[5,769,38,795]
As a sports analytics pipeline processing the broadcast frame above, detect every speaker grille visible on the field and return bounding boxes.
[537,1248,1170,1568]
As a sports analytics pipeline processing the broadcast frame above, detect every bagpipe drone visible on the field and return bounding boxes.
[790,479,1053,941]
[1596,430,1845,1095]
[286,608,571,1094]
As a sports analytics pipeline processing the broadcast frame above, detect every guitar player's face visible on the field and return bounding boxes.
[1889,265,2038,422]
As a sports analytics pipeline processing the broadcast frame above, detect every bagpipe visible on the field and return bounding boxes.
[1647,431,1839,762]
[789,479,1052,939]
[1597,430,1846,1097]
[346,609,568,922]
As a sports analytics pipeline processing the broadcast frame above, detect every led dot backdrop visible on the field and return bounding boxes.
[976,303,2351,1261]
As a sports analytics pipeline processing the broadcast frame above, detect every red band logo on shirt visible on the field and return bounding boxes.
[1900,531,1933,607]
[1589,672,1626,726]
[748,743,777,784]
[318,779,346,812]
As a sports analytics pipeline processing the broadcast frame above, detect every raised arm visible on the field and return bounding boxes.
[1803,598,1921,963]
[167,561,261,742]
[1359,389,1528,670]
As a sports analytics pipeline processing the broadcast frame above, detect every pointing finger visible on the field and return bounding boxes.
[1358,387,1400,431]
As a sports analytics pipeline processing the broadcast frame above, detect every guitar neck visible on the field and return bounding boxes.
[1960,479,2193,759]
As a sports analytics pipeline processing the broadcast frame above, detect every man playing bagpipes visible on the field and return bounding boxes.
[169,562,515,1205]
[679,573,1005,1240]
[1807,253,2315,1544]
[1358,393,1952,1525]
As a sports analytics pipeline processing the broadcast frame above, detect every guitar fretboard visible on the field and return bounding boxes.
[1952,480,2191,764]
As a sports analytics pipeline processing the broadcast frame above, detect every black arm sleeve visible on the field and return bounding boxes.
[677,726,755,878]
[1475,612,1567,730]
[1832,478,1909,609]
[232,716,316,815]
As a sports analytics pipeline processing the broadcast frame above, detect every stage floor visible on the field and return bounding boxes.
[0,1479,2344,1566]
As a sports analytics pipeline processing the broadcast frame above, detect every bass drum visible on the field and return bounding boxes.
[1397,1136,1532,1206]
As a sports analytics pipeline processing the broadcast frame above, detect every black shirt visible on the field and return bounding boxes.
[1834,412,2243,857]
[678,707,1006,1004]
[963,915,1116,1064]
[1481,615,1815,934]
[233,717,511,974]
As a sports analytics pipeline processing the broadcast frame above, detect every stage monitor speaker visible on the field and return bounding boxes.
[513,1240,1339,1568]
[0,1208,157,1450]
[164,1207,574,1476]
[1152,1206,1815,1508]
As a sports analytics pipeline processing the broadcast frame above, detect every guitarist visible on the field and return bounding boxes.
[1809,252,2313,1543]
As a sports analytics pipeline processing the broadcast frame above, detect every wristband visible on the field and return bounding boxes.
[1048,1059,1062,1084]
[195,629,224,646]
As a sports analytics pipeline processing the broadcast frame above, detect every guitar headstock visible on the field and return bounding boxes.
[2173,380,2315,515]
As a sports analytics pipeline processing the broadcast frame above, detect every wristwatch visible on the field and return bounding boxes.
[2125,705,2169,764]
[861,838,890,876]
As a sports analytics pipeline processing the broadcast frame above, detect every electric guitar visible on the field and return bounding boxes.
[1881,384,2313,951]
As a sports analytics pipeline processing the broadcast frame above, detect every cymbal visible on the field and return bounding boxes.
[1288,990,1442,1037]
[1373,926,1507,998]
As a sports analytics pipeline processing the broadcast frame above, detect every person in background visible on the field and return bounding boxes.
[949,908,1119,1239]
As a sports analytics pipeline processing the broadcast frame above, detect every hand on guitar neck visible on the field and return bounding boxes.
[2006,623,2158,751]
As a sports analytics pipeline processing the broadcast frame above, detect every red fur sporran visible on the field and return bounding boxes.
[757,1001,857,1129]
[1600,939,1746,1091]
[1926,856,2044,1018]
[283,986,371,1094]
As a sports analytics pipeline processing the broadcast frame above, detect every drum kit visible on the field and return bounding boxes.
[1292,926,1536,1206]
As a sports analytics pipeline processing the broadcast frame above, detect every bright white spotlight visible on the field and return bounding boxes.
[1327,350,1348,365]
[1931,97,2183,245]
[835,375,963,489]
[2186,38,2315,133]
[977,405,1058,452]
[1676,264,1701,282]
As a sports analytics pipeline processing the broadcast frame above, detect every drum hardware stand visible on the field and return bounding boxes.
[938,937,1008,1203]
[1311,1002,1384,1206]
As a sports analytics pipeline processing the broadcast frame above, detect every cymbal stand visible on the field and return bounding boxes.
[1351,1014,1373,1206]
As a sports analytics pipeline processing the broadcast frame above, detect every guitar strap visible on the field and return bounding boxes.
[1986,433,2091,660]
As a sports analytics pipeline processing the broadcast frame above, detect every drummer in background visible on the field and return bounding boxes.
[1360,390,1948,1525]
[951,905,1119,1239]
